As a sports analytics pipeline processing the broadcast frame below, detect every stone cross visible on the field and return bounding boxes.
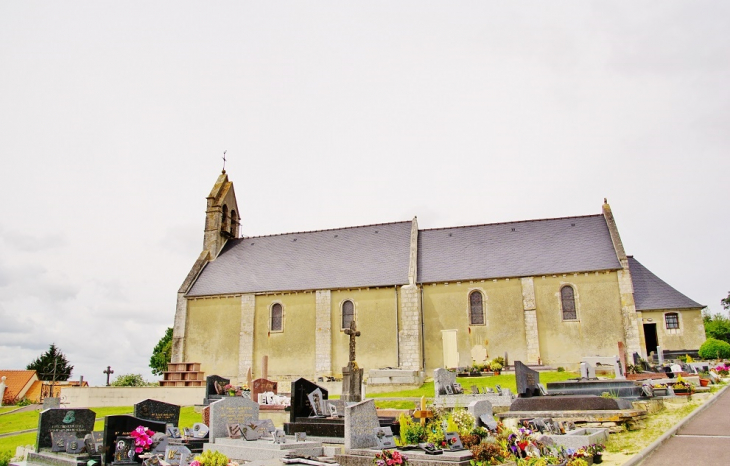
[343,320,361,363]
[413,396,433,427]
[222,150,227,173]
[103,366,114,386]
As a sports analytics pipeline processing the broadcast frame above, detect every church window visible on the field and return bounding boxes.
[230,210,238,237]
[469,291,485,325]
[342,300,355,330]
[561,285,577,320]
[221,204,229,233]
[665,312,679,329]
[270,303,283,332]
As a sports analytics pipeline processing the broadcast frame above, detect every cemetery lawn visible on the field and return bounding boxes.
[0,407,17,414]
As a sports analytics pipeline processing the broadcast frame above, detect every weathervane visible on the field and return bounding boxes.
[222,150,227,173]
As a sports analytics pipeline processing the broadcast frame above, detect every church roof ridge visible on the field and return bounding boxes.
[419,213,603,232]
[238,219,413,240]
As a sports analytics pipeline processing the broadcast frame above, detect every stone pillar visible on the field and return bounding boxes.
[171,293,187,363]
[315,290,332,378]
[238,294,255,379]
[399,284,422,370]
[521,277,541,364]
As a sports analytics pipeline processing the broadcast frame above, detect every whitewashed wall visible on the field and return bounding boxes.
[60,386,205,407]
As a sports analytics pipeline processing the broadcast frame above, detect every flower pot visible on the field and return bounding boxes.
[593,454,603,464]
[699,378,709,387]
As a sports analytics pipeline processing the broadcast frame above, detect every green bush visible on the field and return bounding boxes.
[557,366,565,372]
[698,338,730,360]
[0,449,13,466]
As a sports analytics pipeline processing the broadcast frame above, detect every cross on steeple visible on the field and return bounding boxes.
[103,366,114,386]
[343,320,361,364]
[222,150,227,173]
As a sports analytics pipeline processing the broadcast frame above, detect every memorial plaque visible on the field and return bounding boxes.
[444,432,465,451]
[51,432,80,453]
[290,378,328,423]
[113,436,136,464]
[242,421,262,441]
[134,399,181,427]
[163,445,191,466]
[227,423,243,439]
[84,432,104,455]
[374,426,396,449]
[206,375,231,400]
[191,423,209,439]
[307,388,327,416]
[37,408,96,451]
[515,361,541,398]
[295,432,307,442]
[166,424,181,439]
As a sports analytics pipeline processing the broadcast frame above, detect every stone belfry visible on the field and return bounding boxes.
[172,169,240,363]
[203,169,240,260]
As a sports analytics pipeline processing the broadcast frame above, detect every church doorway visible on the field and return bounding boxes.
[644,323,658,357]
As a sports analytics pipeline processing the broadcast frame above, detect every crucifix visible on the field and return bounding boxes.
[103,366,114,386]
[413,395,434,427]
[343,320,360,364]
[222,150,227,173]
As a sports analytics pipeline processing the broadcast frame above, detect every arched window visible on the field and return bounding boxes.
[270,303,283,332]
[221,204,229,233]
[342,300,354,330]
[469,291,485,325]
[665,312,679,329]
[561,285,577,320]
[230,210,238,237]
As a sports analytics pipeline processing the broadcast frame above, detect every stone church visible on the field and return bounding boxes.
[171,171,705,383]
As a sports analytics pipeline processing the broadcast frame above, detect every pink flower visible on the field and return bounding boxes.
[189,461,201,466]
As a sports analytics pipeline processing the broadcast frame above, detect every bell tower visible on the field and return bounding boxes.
[203,170,240,260]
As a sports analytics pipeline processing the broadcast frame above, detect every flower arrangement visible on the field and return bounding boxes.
[373,450,407,466]
[714,364,729,376]
[585,443,605,456]
[190,449,238,466]
[129,426,155,454]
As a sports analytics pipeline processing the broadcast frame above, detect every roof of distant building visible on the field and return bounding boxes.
[628,256,703,310]
[0,370,38,403]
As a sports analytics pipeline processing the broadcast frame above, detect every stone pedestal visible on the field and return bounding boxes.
[341,363,363,403]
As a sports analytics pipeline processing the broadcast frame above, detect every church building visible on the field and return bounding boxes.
[171,172,705,383]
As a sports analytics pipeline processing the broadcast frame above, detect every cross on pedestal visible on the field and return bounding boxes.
[413,395,434,427]
[343,320,360,364]
[103,366,114,386]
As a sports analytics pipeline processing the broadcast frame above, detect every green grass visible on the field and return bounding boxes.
[179,406,203,429]
[374,400,417,409]
[0,432,36,453]
[0,407,18,415]
[0,411,39,435]
[366,371,581,399]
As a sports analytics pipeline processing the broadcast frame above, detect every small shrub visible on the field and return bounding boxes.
[557,367,565,372]
[399,413,427,445]
[16,398,33,407]
[0,450,13,466]
[698,338,730,360]
[470,441,507,464]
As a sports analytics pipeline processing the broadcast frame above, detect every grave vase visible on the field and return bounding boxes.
[593,454,603,464]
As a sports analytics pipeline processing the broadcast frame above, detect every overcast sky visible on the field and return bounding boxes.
[1,2,728,387]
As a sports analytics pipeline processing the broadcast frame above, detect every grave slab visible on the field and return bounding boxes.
[37,408,97,451]
[203,437,323,461]
[208,397,259,442]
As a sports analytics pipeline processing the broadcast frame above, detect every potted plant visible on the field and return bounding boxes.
[586,444,605,464]
[490,362,502,375]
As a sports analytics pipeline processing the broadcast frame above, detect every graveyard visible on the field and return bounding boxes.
[1,354,728,466]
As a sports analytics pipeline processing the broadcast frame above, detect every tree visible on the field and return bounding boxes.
[110,374,154,387]
[722,291,730,311]
[149,327,173,376]
[26,343,73,381]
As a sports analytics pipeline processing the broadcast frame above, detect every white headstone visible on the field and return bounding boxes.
[344,399,379,451]
[657,346,664,364]
[0,376,6,406]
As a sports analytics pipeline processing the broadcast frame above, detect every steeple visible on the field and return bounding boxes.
[203,171,240,259]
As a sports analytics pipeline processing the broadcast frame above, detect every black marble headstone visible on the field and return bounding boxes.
[289,378,328,423]
[515,361,541,398]
[37,408,96,451]
[134,399,181,426]
[103,415,166,466]
[205,375,231,400]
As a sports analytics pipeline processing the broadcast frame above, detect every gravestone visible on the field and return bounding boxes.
[444,432,465,451]
[103,415,166,466]
[341,320,364,403]
[252,378,278,403]
[307,388,328,416]
[468,400,493,429]
[202,406,210,426]
[208,396,259,441]
[134,399,181,427]
[205,375,231,404]
[515,361,540,398]
[344,399,379,450]
[289,378,328,423]
[579,362,596,380]
[43,397,61,410]
[163,444,191,466]
[37,408,96,451]
[433,368,456,396]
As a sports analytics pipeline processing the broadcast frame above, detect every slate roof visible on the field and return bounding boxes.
[417,214,622,283]
[628,256,703,310]
[187,221,413,296]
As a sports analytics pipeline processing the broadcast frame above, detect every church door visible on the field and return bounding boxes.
[643,323,658,358]
[441,329,459,369]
